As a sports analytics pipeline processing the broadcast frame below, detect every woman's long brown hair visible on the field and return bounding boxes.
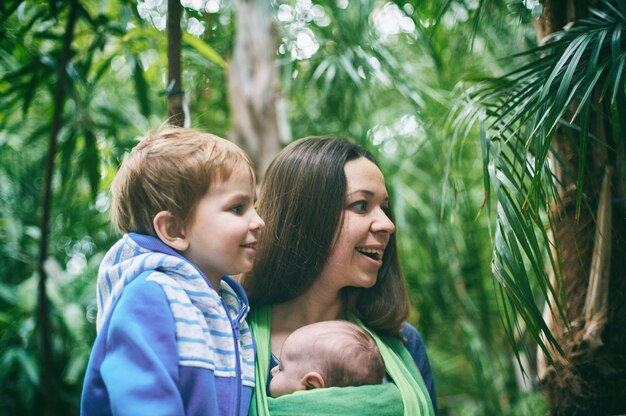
[243,136,409,336]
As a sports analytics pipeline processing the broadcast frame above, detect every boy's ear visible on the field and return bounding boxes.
[153,211,189,251]
[302,372,325,390]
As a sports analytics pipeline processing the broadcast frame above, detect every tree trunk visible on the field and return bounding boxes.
[536,1,626,414]
[227,0,287,180]
[37,1,79,414]
[167,0,185,127]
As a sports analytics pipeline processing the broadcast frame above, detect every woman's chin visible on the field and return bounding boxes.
[349,276,378,289]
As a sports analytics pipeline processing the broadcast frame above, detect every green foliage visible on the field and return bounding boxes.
[1,0,148,412]
[0,0,238,411]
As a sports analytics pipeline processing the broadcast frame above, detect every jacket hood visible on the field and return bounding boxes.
[96,233,249,332]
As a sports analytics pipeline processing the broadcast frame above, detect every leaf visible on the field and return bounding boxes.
[59,128,78,189]
[0,282,18,306]
[183,32,226,68]
[63,348,89,384]
[15,349,39,385]
[131,55,151,118]
[82,129,100,197]
[338,51,361,85]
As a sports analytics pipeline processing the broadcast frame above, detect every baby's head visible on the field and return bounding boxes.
[269,320,385,397]
[110,127,263,280]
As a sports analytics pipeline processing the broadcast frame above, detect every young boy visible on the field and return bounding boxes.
[269,320,386,397]
[80,127,264,415]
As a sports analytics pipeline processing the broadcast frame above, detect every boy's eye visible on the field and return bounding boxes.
[230,204,244,214]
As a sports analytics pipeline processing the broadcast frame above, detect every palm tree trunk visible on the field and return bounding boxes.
[536,1,626,414]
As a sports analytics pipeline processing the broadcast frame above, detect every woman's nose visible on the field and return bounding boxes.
[250,210,265,232]
[371,208,395,234]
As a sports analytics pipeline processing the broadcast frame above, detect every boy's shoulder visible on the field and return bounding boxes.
[142,269,225,312]
[107,270,180,320]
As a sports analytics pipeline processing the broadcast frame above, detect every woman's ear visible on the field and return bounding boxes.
[153,211,189,251]
[302,371,325,390]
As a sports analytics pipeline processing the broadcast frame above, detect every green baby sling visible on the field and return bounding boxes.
[247,305,435,415]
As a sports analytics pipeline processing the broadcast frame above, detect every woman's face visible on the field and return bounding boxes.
[318,157,396,290]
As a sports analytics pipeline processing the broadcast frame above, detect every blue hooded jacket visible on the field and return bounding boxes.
[81,233,255,415]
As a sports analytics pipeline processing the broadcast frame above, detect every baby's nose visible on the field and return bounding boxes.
[270,365,278,376]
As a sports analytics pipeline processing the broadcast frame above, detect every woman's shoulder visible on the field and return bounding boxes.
[399,322,426,351]
[397,323,430,383]
[398,321,438,413]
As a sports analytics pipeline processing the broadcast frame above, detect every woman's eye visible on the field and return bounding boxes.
[230,204,244,214]
[351,201,367,212]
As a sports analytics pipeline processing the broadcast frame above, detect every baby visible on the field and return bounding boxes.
[269,320,386,397]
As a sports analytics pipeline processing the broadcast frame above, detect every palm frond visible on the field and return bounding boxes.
[449,0,626,362]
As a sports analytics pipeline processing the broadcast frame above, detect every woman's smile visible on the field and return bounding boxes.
[355,247,384,261]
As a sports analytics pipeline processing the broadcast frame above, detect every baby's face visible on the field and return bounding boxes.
[268,328,313,397]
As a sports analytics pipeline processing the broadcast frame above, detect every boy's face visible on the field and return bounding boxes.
[181,167,264,286]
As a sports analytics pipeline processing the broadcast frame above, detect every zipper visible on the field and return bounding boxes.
[148,242,246,416]
[232,317,241,416]
[222,297,242,416]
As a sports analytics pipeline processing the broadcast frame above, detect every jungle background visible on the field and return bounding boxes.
[1,0,625,415]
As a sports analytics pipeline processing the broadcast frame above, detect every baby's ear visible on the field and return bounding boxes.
[153,211,189,251]
[302,372,325,390]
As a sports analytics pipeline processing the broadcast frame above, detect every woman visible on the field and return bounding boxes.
[243,137,437,415]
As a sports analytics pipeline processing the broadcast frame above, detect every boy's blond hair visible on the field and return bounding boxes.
[111,127,254,236]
